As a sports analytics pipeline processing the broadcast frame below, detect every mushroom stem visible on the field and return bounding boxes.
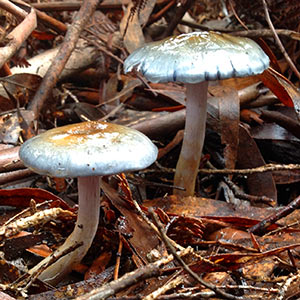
[29,176,100,284]
[173,81,209,196]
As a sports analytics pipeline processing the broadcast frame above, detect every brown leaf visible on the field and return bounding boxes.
[165,215,204,246]
[0,188,73,210]
[237,125,277,203]
[1,73,42,107]
[259,68,300,119]
[0,258,21,284]
[100,179,163,264]
[0,110,34,144]
[120,0,156,53]
[145,195,277,226]
[272,169,300,184]
[216,86,240,170]
[260,109,300,139]
[85,251,112,280]
[1,231,52,260]
[240,109,264,125]
[190,243,300,273]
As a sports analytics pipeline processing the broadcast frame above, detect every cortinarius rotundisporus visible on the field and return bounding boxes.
[19,121,158,284]
[124,31,269,196]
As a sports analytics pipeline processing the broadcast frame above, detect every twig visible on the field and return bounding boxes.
[0,169,34,186]
[0,207,75,241]
[148,208,247,300]
[131,109,186,139]
[115,174,185,254]
[74,248,193,300]
[264,220,300,237]
[159,0,193,39]
[178,22,300,41]
[157,130,184,160]
[0,4,36,69]
[152,162,300,176]
[14,0,67,34]
[81,31,124,64]
[132,198,181,249]
[12,242,83,292]
[250,195,300,235]
[223,176,275,205]
[99,103,124,121]
[127,176,185,191]
[2,200,51,227]
[232,29,300,41]
[276,270,300,300]
[28,0,101,119]
[218,285,278,293]
[261,0,300,80]
[113,235,123,280]
[260,110,300,139]
[143,273,186,300]
[0,0,28,19]
[147,0,176,26]
[228,0,248,30]
[198,163,300,175]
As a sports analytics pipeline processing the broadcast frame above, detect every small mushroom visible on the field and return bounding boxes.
[124,31,269,196]
[19,121,157,284]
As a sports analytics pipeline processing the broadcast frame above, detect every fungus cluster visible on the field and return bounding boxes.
[124,31,270,196]
[19,121,158,284]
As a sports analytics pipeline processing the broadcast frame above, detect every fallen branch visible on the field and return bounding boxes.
[0,3,36,69]
[27,0,101,119]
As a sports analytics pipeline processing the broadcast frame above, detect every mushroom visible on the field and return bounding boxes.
[124,31,269,196]
[19,121,158,284]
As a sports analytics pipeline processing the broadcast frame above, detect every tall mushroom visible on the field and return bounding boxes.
[124,31,269,196]
[19,121,158,284]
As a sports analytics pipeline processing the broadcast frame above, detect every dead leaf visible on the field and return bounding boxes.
[215,86,240,170]
[100,179,163,264]
[237,125,277,203]
[1,73,42,107]
[0,188,73,210]
[120,0,156,53]
[259,68,300,120]
[85,251,112,280]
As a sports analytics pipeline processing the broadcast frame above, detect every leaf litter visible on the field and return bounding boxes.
[0,0,299,299]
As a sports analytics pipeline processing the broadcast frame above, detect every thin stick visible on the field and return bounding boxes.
[0,6,36,69]
[113,236,123,280]
[115,174,184,251]
[250,195,300,235]
[261,0,300,80]
[28,0,101,119]
[149,208,248,300]
[199,163,300,175]
[142,273,186,300]
[13,242,83,291]
[75,248,193,300]
[152,162,300,176]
